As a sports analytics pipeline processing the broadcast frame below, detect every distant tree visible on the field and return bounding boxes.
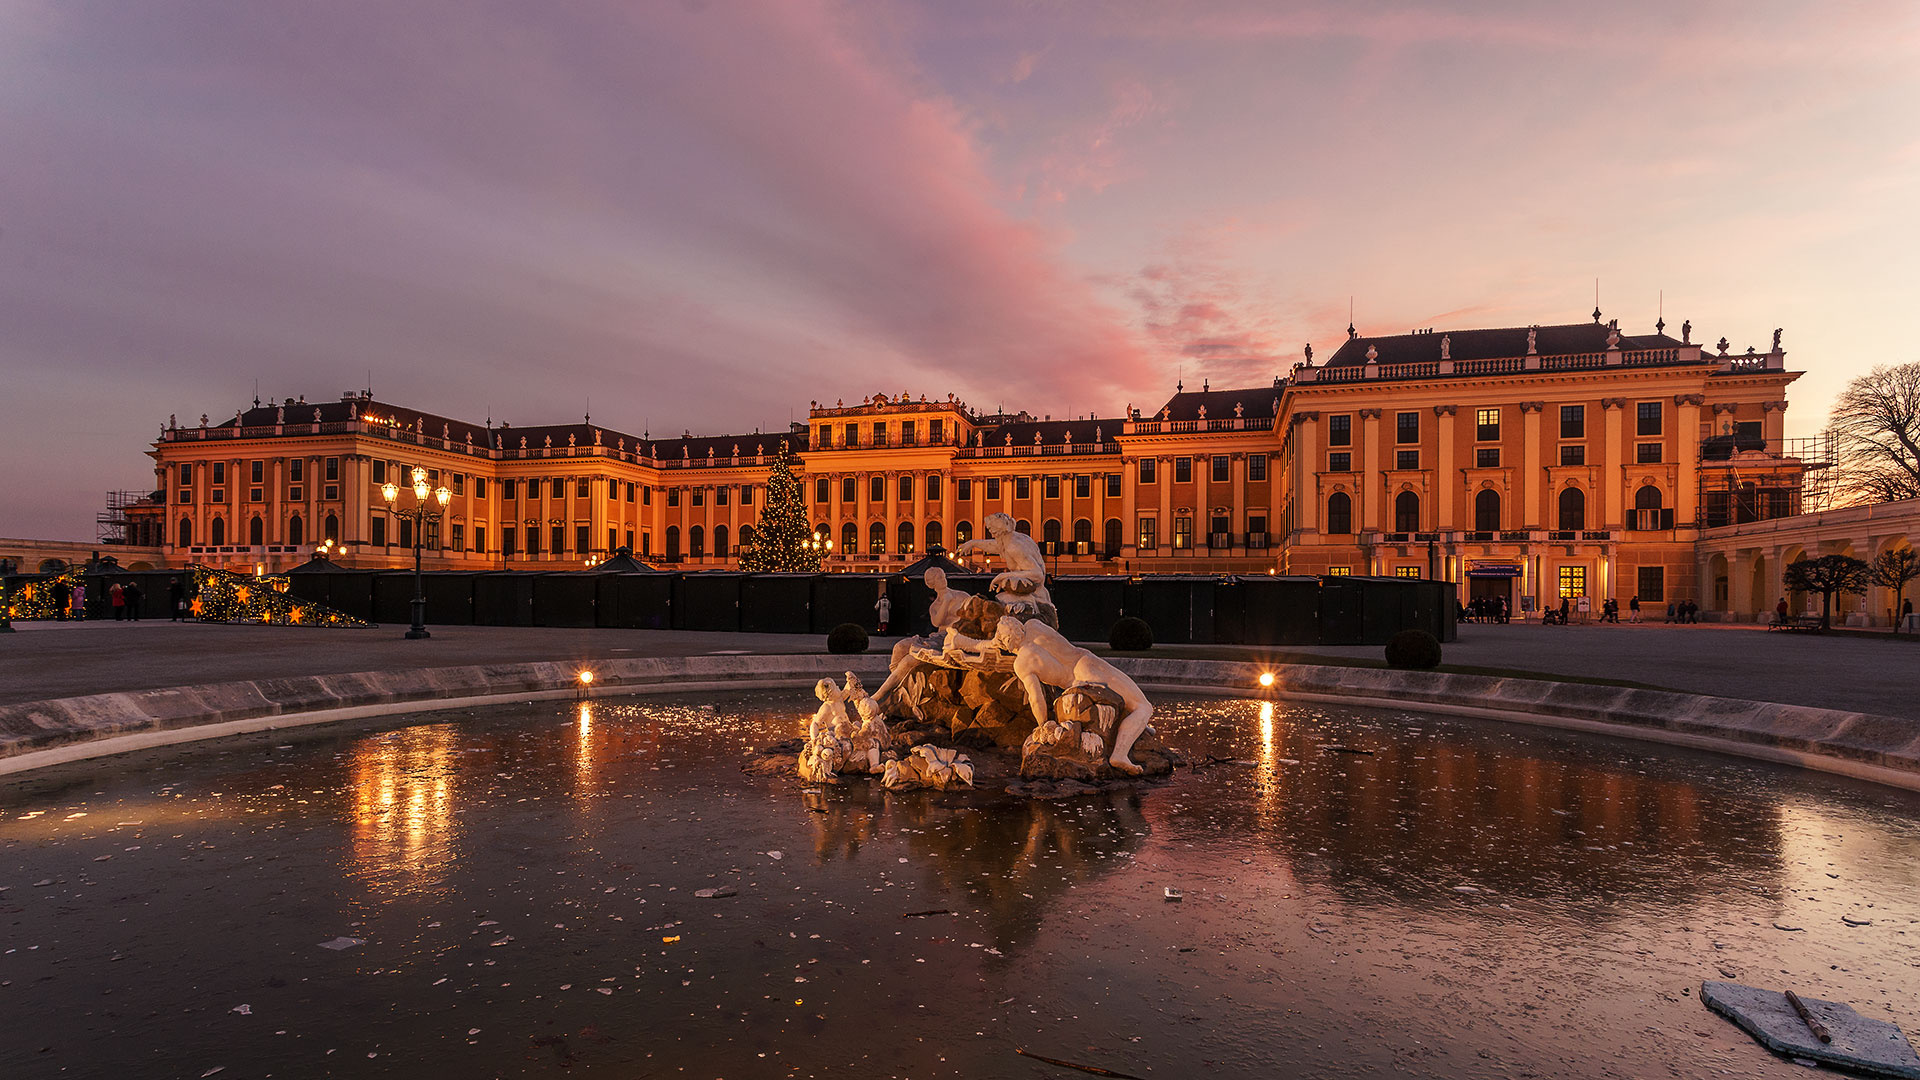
[737,447,820,573]
[1870,547,1920,634]
[1832,362,1920,504]
[1783,554,1870,629]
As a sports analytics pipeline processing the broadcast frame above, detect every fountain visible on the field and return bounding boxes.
[781,516,1180,794]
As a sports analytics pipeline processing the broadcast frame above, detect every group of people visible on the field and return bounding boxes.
[38,576,189,621]
[1461,595,1510,623]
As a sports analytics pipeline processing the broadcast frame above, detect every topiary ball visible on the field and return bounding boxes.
[827,622,869,654]
[1384,629,1442,670]
[1108,616,1154,651]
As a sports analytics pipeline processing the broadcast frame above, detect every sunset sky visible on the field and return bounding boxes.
[3,0,1917,537]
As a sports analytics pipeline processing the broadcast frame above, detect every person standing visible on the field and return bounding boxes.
[168,577,185,621]
[1775,596,1789,625]
[110,581,126,620]
[124,580,143,621]
[874,591,892,635]
[71,581,87,620]
[52,577,71,620]
[1629,595,1641,623]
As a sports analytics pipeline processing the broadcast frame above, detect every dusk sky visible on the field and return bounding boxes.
[3,0,1917,538]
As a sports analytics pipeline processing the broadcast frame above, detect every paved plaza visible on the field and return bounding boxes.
[1,616,1913,721]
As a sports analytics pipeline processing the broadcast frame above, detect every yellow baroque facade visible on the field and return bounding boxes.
[132,314,1812,616]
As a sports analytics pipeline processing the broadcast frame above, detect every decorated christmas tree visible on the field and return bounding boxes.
[738,444,821,572]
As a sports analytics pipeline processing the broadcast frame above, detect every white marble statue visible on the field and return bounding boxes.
[952,616,1154,775]
[881,744,974,790]
[873,567,975,708]
[955,512,1052,612]
[799,673,893,782]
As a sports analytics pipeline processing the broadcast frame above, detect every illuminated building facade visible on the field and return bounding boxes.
[133,312,1815,614]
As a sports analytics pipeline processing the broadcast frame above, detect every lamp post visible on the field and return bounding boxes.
[382,467,451,639]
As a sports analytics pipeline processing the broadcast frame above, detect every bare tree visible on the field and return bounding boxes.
[1784,554,1870,630]
[1871,547,1920,633]
[1832,362,1920,504]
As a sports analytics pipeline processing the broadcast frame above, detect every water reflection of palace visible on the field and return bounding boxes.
[346,724,460,897]
[1163,700,1785,907]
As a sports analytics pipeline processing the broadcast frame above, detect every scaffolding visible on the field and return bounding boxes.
[98,490,159,545]
[1695,434,1835,529]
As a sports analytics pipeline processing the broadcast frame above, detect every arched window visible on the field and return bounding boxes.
[1474,489,1500,533]
[739,524,755,550]
[869,521,887,554]
[897,520,914,554]
[210,517,226,546]
[179,518,193,547]
[248,516,264,546]
[1635,484,1666,531]
[665,525,681,561]
[954,520,973,545]
[713,524,729,558]
[1394,491,1420,533]
[924,520,943,551]
[324,513,339,542]
[1015,519,1031,537]
[814,523,830,544]
[1073,518,1093,553]
[841,521,858,553]
[689,525,705,558]
[1326,492,1352,535]
[1558,487,1586,531]
[1043,519,1061,546]
[1104,518,1123,555]
[1636,485,1664,510]
[287,515,304,546]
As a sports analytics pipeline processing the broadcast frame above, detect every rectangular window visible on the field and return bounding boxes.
[288,486,302,502]
[870,475,885,502]
[1476,447,1500,468]
[844,423,858,446]
[1105,473,1121,497]
[608,528,617,554]
[1397,411,1420,444]
[901,421,916,446]
[898,474,913,502]
[1074,474,1090,499]
[452,473,464,495]
[926,474,941,501]
[325,457,339,482]
[547,478,562,498]
[524,527,539,555]
[576,478,590,498]
[1560,445,1586,466]
[641,485,651,506]
[1045,476,1060,499]
[451,523,464,551]
[552,525,566,553]
[1248,454,1267,482]
[716,485,730,506]
[250,460,264,484]
[1558,565,1587,599]
[1396,450,1419,470]
[371,517,387,546]
[1248,514,1267,541]
[1173,516,1193,549]
[475,526,487,554]
[1328,414,1352,446]
[1475,409,1500,441]
[872,422,887,446]
[576,525,591,554]
[1560,405,1585,439]
[213,462,226,485]
[1636,565,1665,602]
[249,487,262,503]
[691,487,705,507]
[986,478,1001,500]
[740,485,752,504]
[179,463,194,485]
[929,419,943,444]
[1209,515,1230,547]
[1136,517,1158,550]
[816,477,830,503]
[1637,442,1663,464]
[289,459,304,482]
[1139,458,1157,484]
[624,482,634,502]
[503,478,518,500]
[427,469,440,487]
[211,488,224,503]
[1328,566,1351,576]
[1637,401,1663,436]
[1211,455,1230,483]
[475,477,487,499]
[1174,457,1192,483]
[1736,420,1763,442]
[667,487,679,507]
[1395,566,1422,578]
[957,478,972,501]
[1328,452,1351,472]
[323,485,338,500]
[178,487,192,504]
[842,476,856,503]
[1016,476,1031,500]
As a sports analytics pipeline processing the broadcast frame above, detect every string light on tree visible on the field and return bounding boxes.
[737,446,821,572]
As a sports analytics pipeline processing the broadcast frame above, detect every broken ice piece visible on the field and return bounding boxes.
[766,851,784,860]
[1164,887,1183,902]
[694,886,737,899]
[231,1004,251,1015]
[317,937,365,951]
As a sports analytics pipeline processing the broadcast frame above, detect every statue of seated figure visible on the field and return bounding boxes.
[955,512,1052,612]
[949,616,1155,775]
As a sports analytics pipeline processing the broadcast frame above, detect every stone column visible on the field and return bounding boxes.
[1518,403,1543,529]
[1359,410,1382,531]
[885,473,899,558]
[1601,399,1626,529]
[1120,457,1138,557]
[1195,453,1210,551]
[1061,469,1075,561]
[1676,395,1703,528]
[1157,457,1173,559]
[939,467,955,551]
[855,472,870,556]
[1435,406,1458,530]
[271,459,285,545]
[912,469,927,555]
[354,455,372,548]
[1293,414,1319,533]
[1231,453,1247,553]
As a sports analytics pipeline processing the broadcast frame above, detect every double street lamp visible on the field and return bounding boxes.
[382,467,451,639]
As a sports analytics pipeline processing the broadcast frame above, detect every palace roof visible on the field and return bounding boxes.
[1323,322,1688,368]
[1147,385,1284,423]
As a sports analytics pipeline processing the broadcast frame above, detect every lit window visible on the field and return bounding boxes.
[1475,409,1499,441]
[1558,565,1587,598]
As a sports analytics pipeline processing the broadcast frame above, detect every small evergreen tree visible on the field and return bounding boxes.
[1783,554,1870,630]
[738,445,820,572]
[1870,547,1920,633]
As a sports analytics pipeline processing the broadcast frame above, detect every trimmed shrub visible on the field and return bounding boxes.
[1108,616,1154,651]
[1384,629,1442,670]
[827,622,869,654]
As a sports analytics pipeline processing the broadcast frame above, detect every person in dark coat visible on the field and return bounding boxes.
[52,578,71,620]
[168,577,185,621]
[124,580,143,621]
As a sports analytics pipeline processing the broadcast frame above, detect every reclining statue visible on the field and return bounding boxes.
[949,616,1154,775]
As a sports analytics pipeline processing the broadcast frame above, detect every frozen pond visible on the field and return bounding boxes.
[3,690,1918,1078]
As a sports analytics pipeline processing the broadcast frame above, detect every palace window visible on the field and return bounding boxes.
[844,423,858,446]
[901,421,915,446]
[251,460,264,484]
[1074,474,1090,499]
[1045,476,1060,499]
[740,485,752,504]
[1474,489,1501,532]
[868,521,886,554]
[325,457,338,482]
[1558,487,1586,531]
[546,478,561,498]
[1139,458,1157,484]
[714,525,729,558]
[1326,492,1352,534]
[1105,473,1121,497]
[575,525,590,554]
[1016,477,1031,500]
[524,526,538,555]
[870,475,885,502]
[550,524,565,553]
[1475,409,1500,441]
[986,478,1001,500]
[640,484,649,505]
[370,518,386,546]
[929,418,944,444]
[667,488,679,507]
[1636,442,1663,464]
[1560,405,1585,439]
[1174,457,1192,483]
[1328,452,1351,472]
[816,477,830,503]
[1637,401,1663,436]
[1476,447,1500,468]
[955,520,972,544]
[842,476,856,503]
[1396,450,1419,470]
[872,422,887,447]
[476,477,488,499]
[1137,517,1157,550]
[1043,520,1061,549]
[691,487,705,507]
[925,520,942,550]
[663,526,678,560]
[1637,566,1665,602]
[212,462,226,485]
[503,479,518,500]
[1395,566,1422,579]
[576,478,590,498]
[841,521,858,553]
[1560,445,1585,466]
[1328,566,1351,576]
[898,474,913,501]
[688,526,704,558]
[1396,491,1421,532]
[1212,456,1230,483]
[1558,565,1586,598]
[1172,516,1193,549]
[1328,415,1352,447]
[475,526,486,553]
[1396,411,1420,443]
[452,473,464,495]
[324,513,338,542]
[957,478,972,501]
[716,485,729,506]
[289,459,304,482]
[450,523,463,551]
[1248,454,1267,482]
[922,474,939,501]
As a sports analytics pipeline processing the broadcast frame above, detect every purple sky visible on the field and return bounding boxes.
[4,0,1916,538]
